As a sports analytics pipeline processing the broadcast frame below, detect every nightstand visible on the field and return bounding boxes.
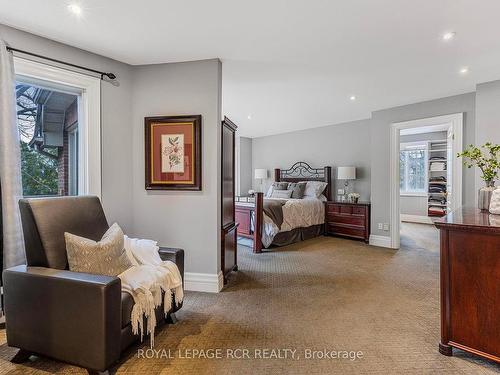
[325,201,371,243]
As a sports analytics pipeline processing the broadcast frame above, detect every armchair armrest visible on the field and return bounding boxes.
[158,247,184,280]
[3,265,121,372]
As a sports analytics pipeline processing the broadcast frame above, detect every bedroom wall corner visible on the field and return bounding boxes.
[475,80,500,192]
[237,136,253,196]
[130,59,223,285]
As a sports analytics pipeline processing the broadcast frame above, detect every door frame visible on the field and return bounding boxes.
[389,113,463,249]
[14,56,102,198]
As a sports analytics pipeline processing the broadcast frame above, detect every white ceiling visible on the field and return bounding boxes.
[2,0,500,137]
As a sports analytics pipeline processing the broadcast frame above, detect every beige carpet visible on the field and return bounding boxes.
[0,227,499,374]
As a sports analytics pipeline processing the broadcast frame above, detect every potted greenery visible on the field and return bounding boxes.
[458,142,500,210]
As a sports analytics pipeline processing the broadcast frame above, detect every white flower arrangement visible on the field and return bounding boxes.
[348,192,360,203]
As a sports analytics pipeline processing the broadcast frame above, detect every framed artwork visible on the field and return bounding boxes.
[145,115,202,190]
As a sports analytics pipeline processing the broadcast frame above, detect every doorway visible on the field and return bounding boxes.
[389,113,463,249]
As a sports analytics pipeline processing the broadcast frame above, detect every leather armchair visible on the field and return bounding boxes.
[3,196,184,373]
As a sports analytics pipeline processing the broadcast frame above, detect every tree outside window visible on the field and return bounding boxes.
[400,144,427,193]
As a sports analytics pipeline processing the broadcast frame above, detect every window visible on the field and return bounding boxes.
[400,143,427,194]
[16,82,79,197]
[14,57,101,198]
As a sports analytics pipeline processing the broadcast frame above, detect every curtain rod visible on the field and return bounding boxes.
[6,46,116,80]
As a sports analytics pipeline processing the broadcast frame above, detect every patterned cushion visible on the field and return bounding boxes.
[270,189,293,199]
[287,182,307,199]
[266,182,289,197]
[302,181,328,198]
[489,189,500,215]
[65,223,132,276]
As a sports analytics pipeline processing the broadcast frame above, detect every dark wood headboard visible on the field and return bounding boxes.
[274,162,332,201]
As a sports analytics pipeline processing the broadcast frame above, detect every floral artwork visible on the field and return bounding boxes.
[161,134,184,173]
[145,115,201,190]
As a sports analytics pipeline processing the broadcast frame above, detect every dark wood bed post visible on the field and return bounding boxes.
[324,166,332,201]
[274,168,281,182]
[253,192,264,253]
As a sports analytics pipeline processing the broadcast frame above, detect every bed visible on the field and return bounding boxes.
[235,162,331,252]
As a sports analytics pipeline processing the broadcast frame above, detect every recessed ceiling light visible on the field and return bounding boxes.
[442,31,456,41]
[349,95,356,101]
[459,67,469,74]
[247,115,252,120]
[68,4,82,16]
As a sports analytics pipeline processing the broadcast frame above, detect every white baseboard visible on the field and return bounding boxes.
[400,214,433,224]
[184,271,223,293]
[369,235,392,248]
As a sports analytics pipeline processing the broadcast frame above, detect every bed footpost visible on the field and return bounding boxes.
[254,192,264,253]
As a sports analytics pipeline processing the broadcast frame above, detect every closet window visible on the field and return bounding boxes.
[400,143,428,194]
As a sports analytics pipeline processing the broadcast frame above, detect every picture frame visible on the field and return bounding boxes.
[145,115,202,190]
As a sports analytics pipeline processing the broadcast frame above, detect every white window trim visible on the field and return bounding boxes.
[399,141,428,195]
[14,57,101,198]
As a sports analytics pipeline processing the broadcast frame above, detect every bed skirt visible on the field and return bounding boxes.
[268,224,324,248]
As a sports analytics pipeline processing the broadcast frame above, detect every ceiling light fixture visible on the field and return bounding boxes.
[459,67,469,74]
[442,31,456,41]
[68,4,82,16]
[349,95,356,101]
[247,115,252,120]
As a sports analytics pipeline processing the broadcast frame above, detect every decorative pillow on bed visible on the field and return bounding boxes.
[65,223,132,277]
[302,181,328,198]
[270,189,293,199]
[287,182,307,199]
[266,182,289,197]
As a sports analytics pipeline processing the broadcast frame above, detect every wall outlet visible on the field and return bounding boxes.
[383,223,390,231]
[337,189,345,195]
[378,223,383,230]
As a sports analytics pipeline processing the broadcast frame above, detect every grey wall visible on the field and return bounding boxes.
[475,80,500,191]
[370,93,476,236]
[238,136,252,195]
[0,24,135,232]
[130,59,222,275]
[252,119,372,201]
[400,131,447,217]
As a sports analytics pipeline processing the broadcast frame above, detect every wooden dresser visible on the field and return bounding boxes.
[325,201,370,243]
[434,208,500,363]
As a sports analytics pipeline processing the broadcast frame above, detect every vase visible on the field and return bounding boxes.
[478,180,496,210]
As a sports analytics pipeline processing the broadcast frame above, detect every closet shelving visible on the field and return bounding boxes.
[428,140,449,217]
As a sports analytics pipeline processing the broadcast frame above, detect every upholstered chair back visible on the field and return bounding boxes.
[19,196,109,269]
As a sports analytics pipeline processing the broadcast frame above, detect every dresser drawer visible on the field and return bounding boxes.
[326,213,365,227]
[352,206,367,216]
[325,202,370,242]
[326,203,341,214]
[326,223,365,239]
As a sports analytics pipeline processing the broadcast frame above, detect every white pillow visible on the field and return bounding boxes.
[489,188,500,215]
[270,189,293,199]
[301,181,328,198]
[265,185,273,197]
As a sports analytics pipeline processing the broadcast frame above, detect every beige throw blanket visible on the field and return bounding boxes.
[119,236,183,346]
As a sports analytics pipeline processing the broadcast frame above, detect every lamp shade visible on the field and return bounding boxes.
[254,169,268,179]
[337,166,356,180]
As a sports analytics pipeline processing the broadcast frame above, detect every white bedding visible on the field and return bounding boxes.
[262,197,325,247]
